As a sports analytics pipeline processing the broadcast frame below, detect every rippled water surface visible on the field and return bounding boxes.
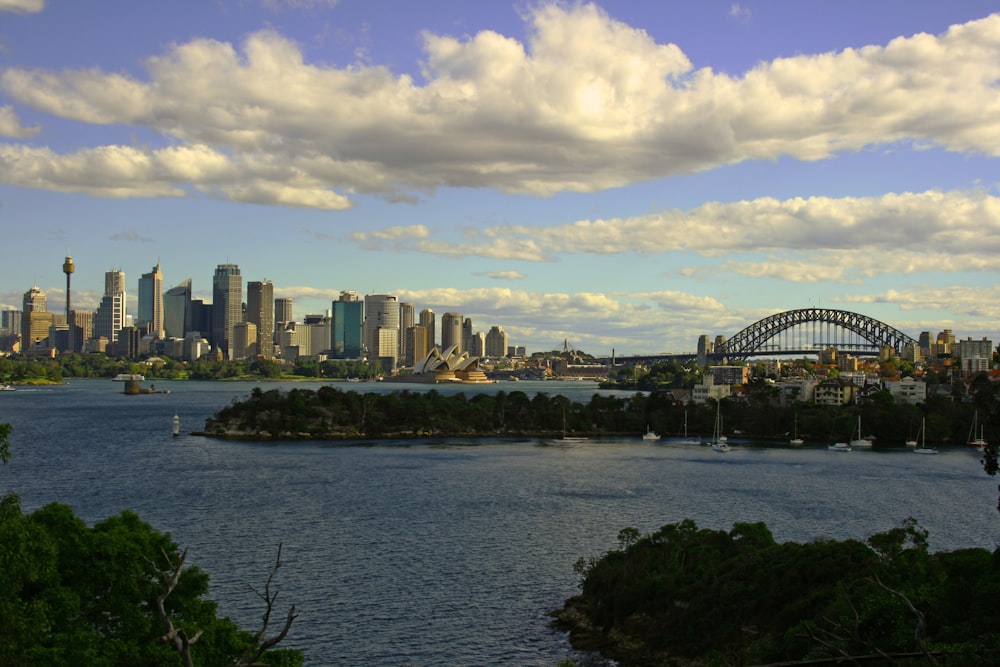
[2,380,998,666]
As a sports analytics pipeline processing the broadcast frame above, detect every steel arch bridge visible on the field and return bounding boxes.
[716,308,917,362]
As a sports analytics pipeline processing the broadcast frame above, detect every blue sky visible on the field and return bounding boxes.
[1,0,998,355]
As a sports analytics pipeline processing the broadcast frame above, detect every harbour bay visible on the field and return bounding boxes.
[1,379,997,666]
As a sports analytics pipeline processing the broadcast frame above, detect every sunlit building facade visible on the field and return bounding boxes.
[246,280,274,359]
[441,312,462,354]
[137,262,164,339]
[212,263,242,360]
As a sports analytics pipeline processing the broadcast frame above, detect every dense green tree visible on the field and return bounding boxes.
[0,499,301,667]
[559,519,1000,666]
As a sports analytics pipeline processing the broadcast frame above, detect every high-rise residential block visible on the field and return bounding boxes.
[246,280,275,359]
[137,262,164,339]
[212,263,242,360]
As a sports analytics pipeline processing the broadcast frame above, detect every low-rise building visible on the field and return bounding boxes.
[691,376,731,404]
[814,378,857,406]
[884,376,927,405]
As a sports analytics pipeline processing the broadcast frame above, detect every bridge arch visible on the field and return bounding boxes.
[717,308,917,362]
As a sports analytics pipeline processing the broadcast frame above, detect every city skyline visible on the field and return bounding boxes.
[1,2,999,355]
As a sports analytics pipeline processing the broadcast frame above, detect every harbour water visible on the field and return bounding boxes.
[1,379,998,666]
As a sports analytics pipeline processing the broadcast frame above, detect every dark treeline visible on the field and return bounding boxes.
[202,381,1000,446]
[0,354,382,382]
[553,519,1000,666]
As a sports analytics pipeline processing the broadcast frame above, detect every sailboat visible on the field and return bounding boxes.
[642,424,660,441]
[559,407,588,442]
[850,416,873,448]
[675,410,701,445]
[914,418,938,455]
[967,411,987,450]
[711,403,730,452]
[789,413,804,447]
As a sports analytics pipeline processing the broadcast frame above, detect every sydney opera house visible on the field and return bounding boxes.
[395,345,494,384]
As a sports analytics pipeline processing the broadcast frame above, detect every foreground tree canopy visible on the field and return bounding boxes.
[0,496,301,667]
[554,519,1000,666]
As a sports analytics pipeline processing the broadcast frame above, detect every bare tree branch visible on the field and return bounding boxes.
[236,542,299,667]
[146,546,203,667]
[870,573,938,666]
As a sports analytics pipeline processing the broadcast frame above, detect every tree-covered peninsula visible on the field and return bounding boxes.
[553,519,1000,666]
[200,386,607,439]
[200,384,995,447]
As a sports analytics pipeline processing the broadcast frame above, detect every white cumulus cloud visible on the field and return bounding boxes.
[0,5,997,207]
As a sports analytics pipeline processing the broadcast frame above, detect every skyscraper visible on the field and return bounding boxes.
[331,291,363,358]
[94,270,126,344]
[441,312,462,353]
[405,325,428,366]
[399,302,414,362]
[21,285,51,350]
[485,325,509,358]
[274,297,293,331]
[419,308,436,351]
[246,280,274,359]
[163,279,192,339]
[137,262,164,339]
[105,269,126,296]
[462,317,474,356]
[363,294,399,366]
[232,321,258,361]
[212,264,242,360]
